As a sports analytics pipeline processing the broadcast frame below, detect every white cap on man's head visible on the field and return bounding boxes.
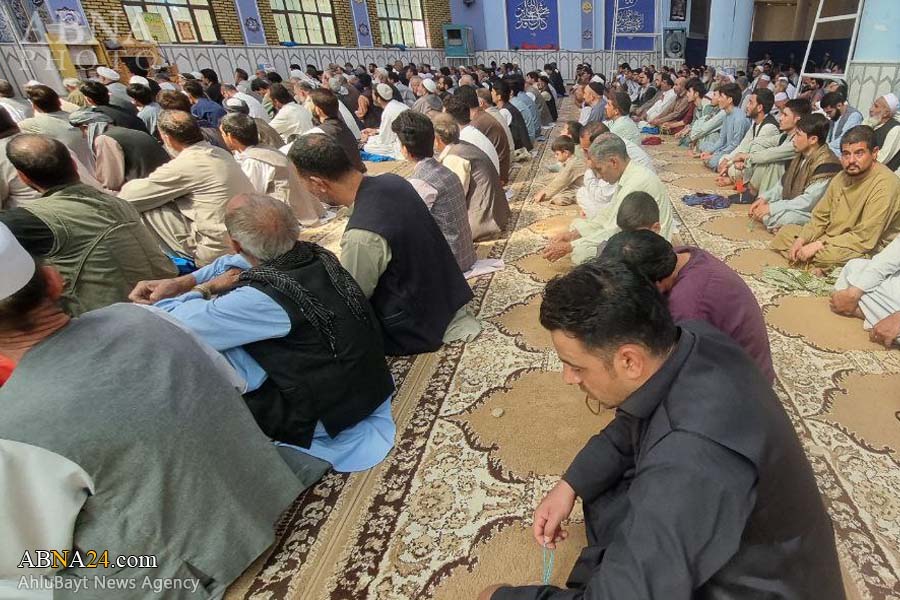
[96,66,120,81]
[774,92,788,103]
[129,75,150,87]
[375,83,393,101]
[882,92,899,113]
[159,82,177,91]
[422,78,437,93]
[760,74,771,81]
[289,69,304,80]
[0,222,36,302]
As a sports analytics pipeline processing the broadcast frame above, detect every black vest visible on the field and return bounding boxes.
[347,174,474,355]
[504,102,533,151]
[92,105,149,133]
[103,126,170,182]
[875,119,900,172]
[242,253,395,448]
[546,92,558,122]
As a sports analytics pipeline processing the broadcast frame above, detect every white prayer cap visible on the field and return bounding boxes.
[0,222,36,302]
[881,92,899,113]
[421,72,434,80]
[777,76,788,82]
[422,78,437,93]
[62,77,81,88]
[774,92,788,103]
[190,71,203,79]
[590,74,604,83]
[24,79,42,88]
[159,82,177,91]
[96,66,120,81]
[375,83,393,101]
[760,74,771,81]
[129,75,150,87]
[289,69,304,80]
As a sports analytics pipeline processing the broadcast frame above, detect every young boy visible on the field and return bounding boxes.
[547,121,584,172]
[595,191,663,256]
[534,135,585,206]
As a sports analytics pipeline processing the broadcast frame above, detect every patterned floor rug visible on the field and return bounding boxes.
[226,102,900,600]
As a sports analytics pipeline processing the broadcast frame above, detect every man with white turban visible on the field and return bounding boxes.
[361,83,409,159]
[869,92,900,174]
[95,66,135,113]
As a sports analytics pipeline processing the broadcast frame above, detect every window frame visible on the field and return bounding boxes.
[122,0,221,44]
[269,0,339,46]
[375,0,427,48]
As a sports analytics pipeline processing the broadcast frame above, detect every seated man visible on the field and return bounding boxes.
[602,229,775,381]
[869,92,900,173]
[685,88,725,151]
[392,110,476,272]
[593,190,662,257]
[119,110,255,266]
[289,133,480,355]
[361,83,409,158]
[750,113,841,231]
[68,110,171,192]
[223,96,285,149]
[219,113,324,226]
[306,88,366,174]
[78,80,148,132]
[698,83,751,169]
[733,97,812,195]
[546,133,671,264]
[603,91,641,145]
[822,91,863,157]
[771,125,900,273]
[533,135,585,207]
[0,229,308,594]
[268,82,314,142]
[831,234,900,347]
[433,113,510,241]
[130,194,396,472]
[715,88,780,189]
[1,134,175,315]
[183,80,226,128]
[444,96,501,177]
[17,84,91,168]
[456,86,510,185]
[575,122,656,220]
[492,79,533,154]
[477,87,517,164]
[480,259,843,599]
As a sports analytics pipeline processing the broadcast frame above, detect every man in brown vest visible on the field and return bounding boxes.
[455,85,511,186]
[219,113,325,226]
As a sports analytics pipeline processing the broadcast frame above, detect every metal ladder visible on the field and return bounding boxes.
[609,0,664,77]
[799,0,865,83]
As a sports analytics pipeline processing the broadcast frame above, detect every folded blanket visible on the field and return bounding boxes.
[640,126,660,134]
[642,136,662,145]
[682,193,719,207]
[360,151,395,162]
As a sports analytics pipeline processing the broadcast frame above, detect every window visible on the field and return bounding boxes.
[269,0,338,45]
[123,0,220,44]
[375,0,427,47]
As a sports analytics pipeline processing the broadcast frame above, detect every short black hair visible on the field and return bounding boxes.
[80,80,109,105]
[795,113,830,144]
[220,112,258,146]
[289,133,354,180]
[157,110,204,145]
[784,97,811,118]
[820,91,846,109]
[616,191,660,232]
[840,124,877,152]
[250,78,270,92]
[391,110,434,160]
[752,88,775,114]
[156,90,192,112]
[564,120,583,140]
[492,79,511,102]
[610,91,631,115]
[443,96,471,125]
[0,106,17,137]
[6,134,78,188]
[685,78,706,97]
[200,68,219,83]
[182,80,205,99]
[600,229,677,283]
[308,88,340,119]
[660,74,674,88]
[718,83,742,108]
[269,82,294,105]
[0,262,50,333]
[551,135,575,154]
[453,84,479,109]
[26,85,61,113]
[235,68,249,81]
[265,71,283,84]
[581,121,607,144]
[539,258,677,357]
[126,83,155,105]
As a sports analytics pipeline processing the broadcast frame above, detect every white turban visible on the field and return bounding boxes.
[290,69,304,80]
[774,92,788,103]
[375,83,393,102]
[422,78,437,93]
[882,92,899,114]
[0,222,36,302]
[96,66,120,81]
[129,75,150,87]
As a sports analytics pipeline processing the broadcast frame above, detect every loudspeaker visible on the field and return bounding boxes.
[663,28,686,59]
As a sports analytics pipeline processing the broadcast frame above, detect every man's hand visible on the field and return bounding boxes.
[748,197,768,221]
[870,312,900,348]
[699,151,712,161]
[543,241,572,262]
[129,276,193,305]
[716,159,729,175]
[787,237,807,262]
[532,479,577,549]
[533,190,548,203]
[477,584,509,600]
[829,286,864,316]
[796,240,824,262]
[205,268,243,296]
[549,230,579,244]
[732,152,749,163]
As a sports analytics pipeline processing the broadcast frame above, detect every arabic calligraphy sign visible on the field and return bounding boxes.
[604,0,654,51]
[506,0,558,50]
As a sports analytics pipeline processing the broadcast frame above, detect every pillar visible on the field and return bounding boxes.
[846,0,900,112]
[705,0,753,71]
[792,0,811,41]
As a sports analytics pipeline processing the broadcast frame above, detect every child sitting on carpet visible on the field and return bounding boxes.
[595,191,661,256]
[534,135,585,206]
[546,121,584,173]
